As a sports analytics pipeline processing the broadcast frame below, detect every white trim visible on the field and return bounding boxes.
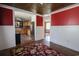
[34,15,36,41]
[43,12,51,17]
[43,3,79,16]
[0,4,13,9]
[13,5,16,46]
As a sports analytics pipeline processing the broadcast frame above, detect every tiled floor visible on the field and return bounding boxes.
[21,35,34,45]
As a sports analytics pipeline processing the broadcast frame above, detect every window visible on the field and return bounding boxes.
[45,22,50,33]
[46,22,50,30]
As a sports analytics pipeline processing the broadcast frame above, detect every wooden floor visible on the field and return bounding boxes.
[0,39,79,56]
[29,40,79,56]
[50,42,79,56]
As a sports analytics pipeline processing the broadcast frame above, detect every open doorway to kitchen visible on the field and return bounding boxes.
[15,14,35,46]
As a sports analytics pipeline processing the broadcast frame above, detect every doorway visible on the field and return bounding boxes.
[44,22,51,46]
[45,22,50,41]
[15,17,34,45]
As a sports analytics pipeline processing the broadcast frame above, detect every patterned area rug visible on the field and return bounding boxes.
[12,43,64,56]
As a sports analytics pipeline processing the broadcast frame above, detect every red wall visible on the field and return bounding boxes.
[51,6,79,26]
[0,7,13,25]
[36,16,43,26]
